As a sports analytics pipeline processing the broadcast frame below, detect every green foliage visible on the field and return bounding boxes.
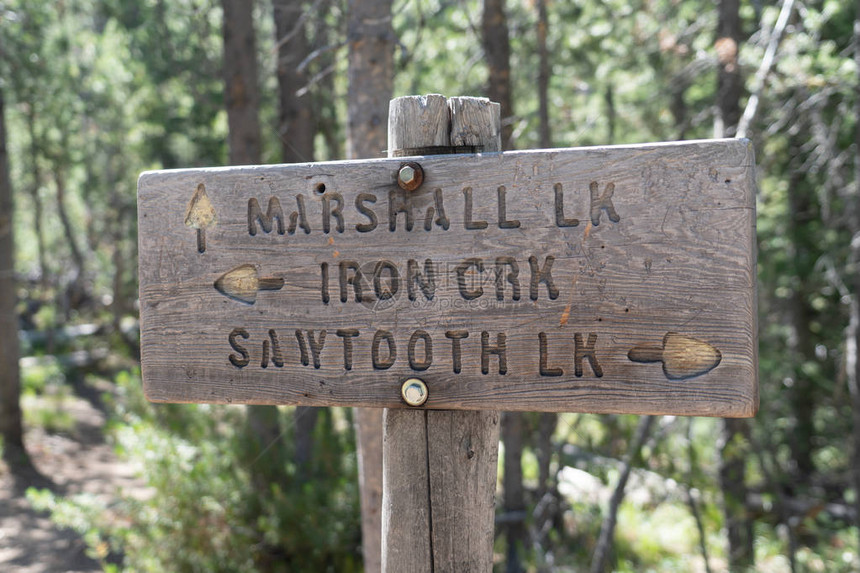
[18,358,77,433]
[20,360,65,395]
[33,370,361,572]
[27,488,118,568]
[22,392,76,434]
[3,0,860,570]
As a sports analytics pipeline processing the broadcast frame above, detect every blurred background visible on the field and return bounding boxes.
[0,0,857,571]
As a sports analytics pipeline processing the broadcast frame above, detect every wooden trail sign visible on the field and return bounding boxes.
[137,138,758,416]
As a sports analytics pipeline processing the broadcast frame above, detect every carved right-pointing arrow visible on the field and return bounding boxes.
[214,264,284,305]
[628,332,722,380]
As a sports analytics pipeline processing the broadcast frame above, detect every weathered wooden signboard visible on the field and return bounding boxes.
[137,139,757,416]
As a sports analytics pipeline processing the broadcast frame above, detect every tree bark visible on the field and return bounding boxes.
[749,432,797,572]
[273,0,315,163]
[720,417,754,571]
[293,406,319,469]
[483,0,515,150]
[669,79,689,140]
[222,0,262,165]
[590,416,655,573]
[851,0,860,555]
[502,411,526,573]
[605,84,616,144]
[536,412,556,499]
[246,403,286,487]
[111,217,125,334]
[0,86,24,456]
[52,168,86,313]
[533,412,558,572]
[314,0,343,160]
[273,0,319,480]
[536,0,551,149]
[346,1,393,570]
[346,0,393,161]
[484,5,522,567]
[53,169,84,275]
[715,0,742,138]
[221,0,286,499]
[25,109,47,291]
[785,154,817,479]
[715,1,754,569]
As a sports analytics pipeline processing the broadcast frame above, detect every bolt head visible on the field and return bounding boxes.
[397,162,423,191]
[401,378,428,407]
[399,165,416,185]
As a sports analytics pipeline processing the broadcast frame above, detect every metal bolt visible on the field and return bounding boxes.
[400,165,415,183]
[397,162,424,191]
[401,378,428,407]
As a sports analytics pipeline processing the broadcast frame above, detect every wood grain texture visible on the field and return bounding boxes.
[380,409,500,573]
[137,138,758,416]
[388,95,450,153]
[448,97,501,152]
[355,406,384,573]
[381,408,432,573]
[382,95,501,573]
[425,409,499,571]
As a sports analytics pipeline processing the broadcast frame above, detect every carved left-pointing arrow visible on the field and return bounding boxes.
[214,264,284,305]
[185,183,217,253]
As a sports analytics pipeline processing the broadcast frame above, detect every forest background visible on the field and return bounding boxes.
[1,0,859,571]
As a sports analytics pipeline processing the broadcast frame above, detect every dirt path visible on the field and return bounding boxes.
[0,379,149,572]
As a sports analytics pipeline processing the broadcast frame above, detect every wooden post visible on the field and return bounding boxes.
[382,95,502,572]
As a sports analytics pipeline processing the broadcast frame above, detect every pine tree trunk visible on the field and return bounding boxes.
[536,412,556,499]
[785,154,817,478]
[346,0,393,160]
[851,0,860,554]
[605,84,616,144]
[25,110,47,292]
[346,1,393,570]
[536,0,551,149]
[221,0,285,496]
[483,0,515,150]
[273,0,319,480]
[308,0,345,159]
[222,0,262,165]
[313,0,343,160]
[715,0,742,138]
[715,1,753,568]
[52,168,87,314]
[273,0,315,163]
[0,87,24,456]
[502,411,526,573]
[719,418,753,571]
[484,3,524,568]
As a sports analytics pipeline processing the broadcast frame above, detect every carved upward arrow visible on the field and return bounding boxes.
[185,183,217,253]
[214,264,284,305]
[628,332,722,380]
